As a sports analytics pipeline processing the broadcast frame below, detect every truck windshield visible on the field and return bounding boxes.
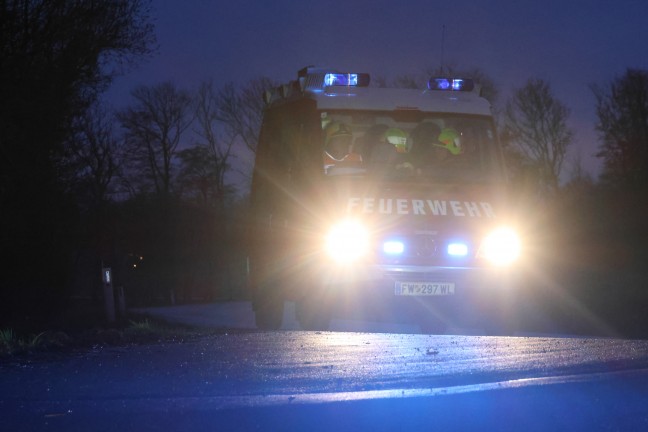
[322,112,503,183]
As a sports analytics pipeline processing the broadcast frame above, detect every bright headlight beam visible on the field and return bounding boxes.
[383,240,405,255]
[447,242,469,257]
[325,220,369,263]
[481,227,521,266]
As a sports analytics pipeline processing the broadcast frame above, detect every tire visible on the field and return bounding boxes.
[296,298,331,331]
[254,296,284,330]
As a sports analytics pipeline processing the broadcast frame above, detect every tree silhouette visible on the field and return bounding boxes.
[1,0,154,201]
[118,82,193,196]
[0,0,155,326]
[188,80,239,205]
[177,145,233,207]
[66,103,123,208]
[505,79,573,194]
[213,77,275,154]
[592,68,648,187]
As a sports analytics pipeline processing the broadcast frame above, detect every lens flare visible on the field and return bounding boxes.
[325,220,369,263]
[481,227,521,266]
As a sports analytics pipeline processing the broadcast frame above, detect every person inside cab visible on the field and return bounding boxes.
[355,123,388,161]
[410,123,463,176]
[323,122,362,174]
[369,127,415,176]
[436,127,462,157]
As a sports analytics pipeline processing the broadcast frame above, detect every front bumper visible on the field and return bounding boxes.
[305,262,520,327]
[316,262,516,292]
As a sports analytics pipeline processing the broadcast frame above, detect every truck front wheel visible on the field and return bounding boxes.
[254,294,284,330]
[296,297,331,331]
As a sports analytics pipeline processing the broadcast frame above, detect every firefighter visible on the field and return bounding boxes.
[323,122,361,174]
[411,125,462,175]
[436,127,462,156]
[369,127,414,175]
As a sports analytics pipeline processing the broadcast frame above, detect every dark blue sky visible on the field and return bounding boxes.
[105,0,648,178]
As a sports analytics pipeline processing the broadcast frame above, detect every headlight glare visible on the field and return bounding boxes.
[480,227,521,266]
[325,220,369,263]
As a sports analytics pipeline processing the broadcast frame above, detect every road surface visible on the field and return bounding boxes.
[2,319,648,431]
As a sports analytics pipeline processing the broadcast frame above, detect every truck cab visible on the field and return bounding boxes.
[248,67,522,332]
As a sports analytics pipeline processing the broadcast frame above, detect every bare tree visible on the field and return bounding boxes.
[215,77,275,153]
[505,79,573,194]
[189,80,238,204]
[177,146,222,206]
[392,74,421,89]
[592,68,648,187]
[118,82,193,196]
[67,103,123,207]
[563,149,595,195]
[499,127,533,189]
[0,0,155,323]
[0,0,155,200]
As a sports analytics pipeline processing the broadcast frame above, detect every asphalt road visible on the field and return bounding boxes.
[131,301,426,334]
[2,303,648,431]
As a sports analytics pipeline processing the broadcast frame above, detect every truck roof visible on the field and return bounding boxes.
[308,86,492,116]
[265,68,494,117]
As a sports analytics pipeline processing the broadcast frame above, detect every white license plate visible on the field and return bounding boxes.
[395,282,456,296]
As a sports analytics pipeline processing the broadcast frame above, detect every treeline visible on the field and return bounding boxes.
[2,1,648,334]
[1,0,156,328]
[0,2,281,329]
[65,78,275,310]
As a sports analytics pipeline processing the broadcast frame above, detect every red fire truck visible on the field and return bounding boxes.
[247,67,523,332]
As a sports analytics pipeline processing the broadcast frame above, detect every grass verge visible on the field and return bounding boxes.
[0,315,215,358]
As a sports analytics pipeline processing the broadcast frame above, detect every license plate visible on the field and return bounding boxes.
[395,282,455,296]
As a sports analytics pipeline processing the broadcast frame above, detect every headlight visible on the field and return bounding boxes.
[447,242,469,257]
[383,240,405,255]
[480,227,521,266]
[325,220,369,263]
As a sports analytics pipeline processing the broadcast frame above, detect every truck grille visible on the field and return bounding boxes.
[407,235,437,258]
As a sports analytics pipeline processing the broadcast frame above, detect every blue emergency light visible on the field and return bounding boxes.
[323,73,371,87]
[383,240,405,255]
[447,242,469,257]
[428,78,475,92]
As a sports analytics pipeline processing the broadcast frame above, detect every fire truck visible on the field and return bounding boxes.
[247,66,522,332]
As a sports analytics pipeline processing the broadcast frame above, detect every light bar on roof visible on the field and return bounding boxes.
[323,73,370,87]
[428,78,475,92]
